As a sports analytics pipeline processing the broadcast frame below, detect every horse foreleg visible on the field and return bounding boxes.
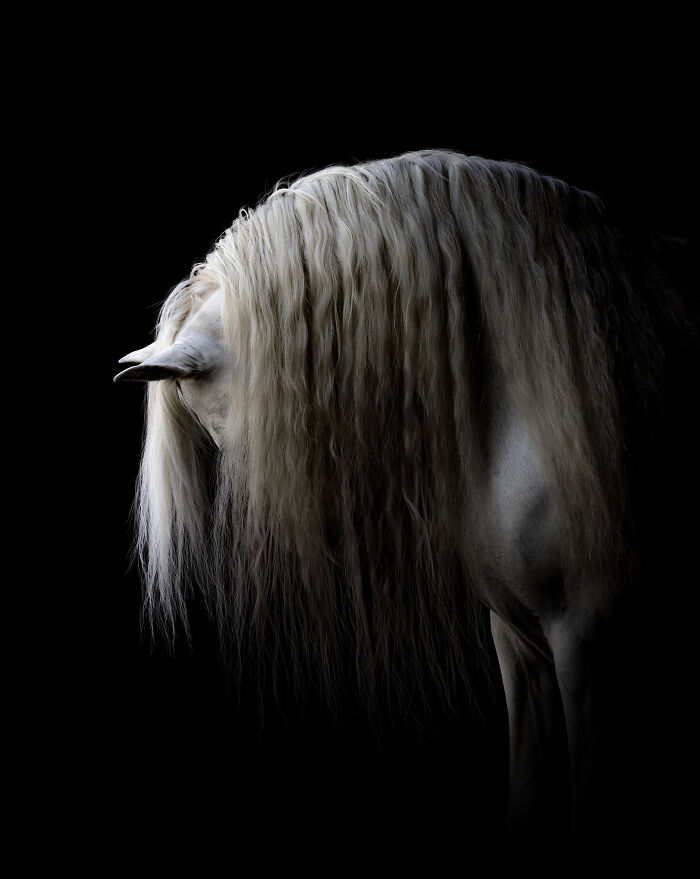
[490,611,571,878]
[547,612,627,875]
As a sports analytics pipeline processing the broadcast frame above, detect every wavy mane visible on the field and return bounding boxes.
[135,149,693,722]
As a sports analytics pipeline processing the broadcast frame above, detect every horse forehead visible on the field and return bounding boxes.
[177,287,225,342]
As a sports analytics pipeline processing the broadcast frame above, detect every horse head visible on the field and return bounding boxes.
[114,288,230,447]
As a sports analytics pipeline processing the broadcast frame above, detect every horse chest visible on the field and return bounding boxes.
[474,396,565,647]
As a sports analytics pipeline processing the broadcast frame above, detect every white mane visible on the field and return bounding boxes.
[135,149,685,720]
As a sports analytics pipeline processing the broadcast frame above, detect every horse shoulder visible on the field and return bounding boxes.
[474,385,565,641]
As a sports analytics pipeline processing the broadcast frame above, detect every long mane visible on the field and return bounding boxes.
[135,149,694,721]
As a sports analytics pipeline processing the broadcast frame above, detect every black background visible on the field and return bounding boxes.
[46,22,697,875]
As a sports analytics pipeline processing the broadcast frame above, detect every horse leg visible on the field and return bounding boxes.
[477,382,628,872]
[547,610,630,876]
[491,611,571,878]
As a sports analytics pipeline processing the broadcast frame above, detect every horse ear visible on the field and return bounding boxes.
[113,343,199,382]
[116,289,224,383]
[116,342,159,367]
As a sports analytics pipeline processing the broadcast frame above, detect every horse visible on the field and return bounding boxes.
[115,149,698,876]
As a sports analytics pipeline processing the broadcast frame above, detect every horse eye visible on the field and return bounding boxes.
[175,379,188,405]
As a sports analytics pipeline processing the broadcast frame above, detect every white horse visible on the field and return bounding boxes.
[115,150,697,876]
